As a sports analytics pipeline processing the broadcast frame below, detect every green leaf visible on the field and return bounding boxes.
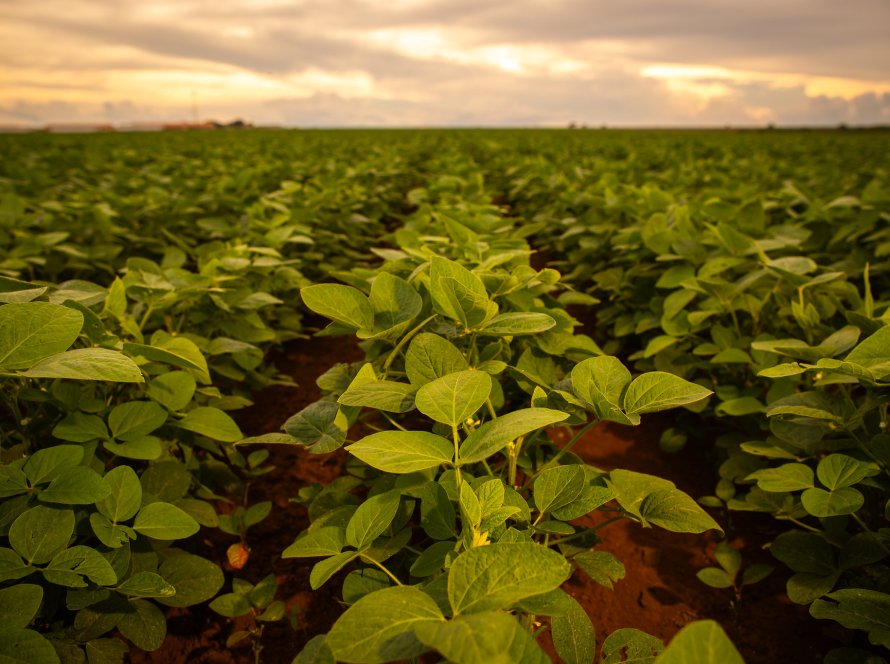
[845,326,890,374]
[622,372,712,415]
[23,349,144,383]
[415,611,549,664]
[338,381,416,413]
[479,312,556,336]
[601,628,664,664]
[421,482,456,540]
[177,407,242,442]
[639,488,722,534]
[90,513,134,548]
[210,593,252,618]
[741,564,774,586]
[44,545,117,587]
[405,333,469,386]
[96,466,142,524]
[23,444,84,485]
[758,362,807,378]
[447,542,571,615]
[459,482,482,529]
[117,599,166,651]
[714,541,742,576]
[801,487,864,517]
[697,567,734,589]
[0,301,82,370]
[551,595,596,664]
[103,437,163,461]
[310,551,360,590]
[459,408,569,464]
[0,584,43,629]
[140,460,190,502]
[715,397,765,416]
[146,371,196,411]
[655,620,743,664]
[133,502,200,540]
[108,401,167,441]
[810,589,890,648]
[766,392,844,422]
[770,531,836,574]
[788,571,842,604]
[343,569,391,605]
[157,552,224,607]
[349,431,453,473]
[0,547,33,582]
[533,465,585,515]
[116,571,176,599]
[410,541,456,578]
[362,273,422,338]
[429,256,494,329]
[283,526,346,558]
[52,413,108,443]
[415,370,492,426]
[346,491,401,549]
[85,637,128,664]
[746,463,815,492]
[475,479,505,516]
[301,284,373,331]
[0,465,28,499]
[284,401,346,453]
[0,629,60,664]
[123,338,209,382]
[9,505,75,564]
[574,550,625,589]
[571,356,635,424]
[38,467,110,505]
[292,635,335,664]
[710,349,752,365]
[327,586,444,664]
[250,574,277,608]
[0,277,47,304]
[608,470,720,533]
[816,454,879,490]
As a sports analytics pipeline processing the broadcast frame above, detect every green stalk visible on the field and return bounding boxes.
[551,514,626,547]
[852,513,890,555]
[361,556,404,586]
[381,314,436,378]
[452,424,462,487]
[523,418,599,488]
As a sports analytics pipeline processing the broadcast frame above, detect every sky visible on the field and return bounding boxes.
[1,0,889,127]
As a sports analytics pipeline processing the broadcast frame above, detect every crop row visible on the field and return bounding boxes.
[0,129,887,664]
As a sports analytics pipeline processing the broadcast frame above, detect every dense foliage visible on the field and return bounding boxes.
[0,128,888,664]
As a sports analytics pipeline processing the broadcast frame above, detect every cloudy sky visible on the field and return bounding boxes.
[1,0,889,127]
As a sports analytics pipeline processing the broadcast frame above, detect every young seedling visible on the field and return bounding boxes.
[210,574,286,664]
[698,541,774,638]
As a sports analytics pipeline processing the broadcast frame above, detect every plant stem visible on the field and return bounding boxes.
[780,516,822,534]
[523,418,599,488]
[852,512,890,555]
[452,424,462,487]
[139,302,154,331]
[381,314,436,378]
[551,515,626,547]
[485,398,498,420]
[362,556,404,586]
[381,412,408,432]
[508,436,524,488]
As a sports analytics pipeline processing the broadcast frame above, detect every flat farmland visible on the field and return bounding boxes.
[1,129,888,664]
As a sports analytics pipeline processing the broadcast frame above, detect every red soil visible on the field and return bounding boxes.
[129,336,832,663]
